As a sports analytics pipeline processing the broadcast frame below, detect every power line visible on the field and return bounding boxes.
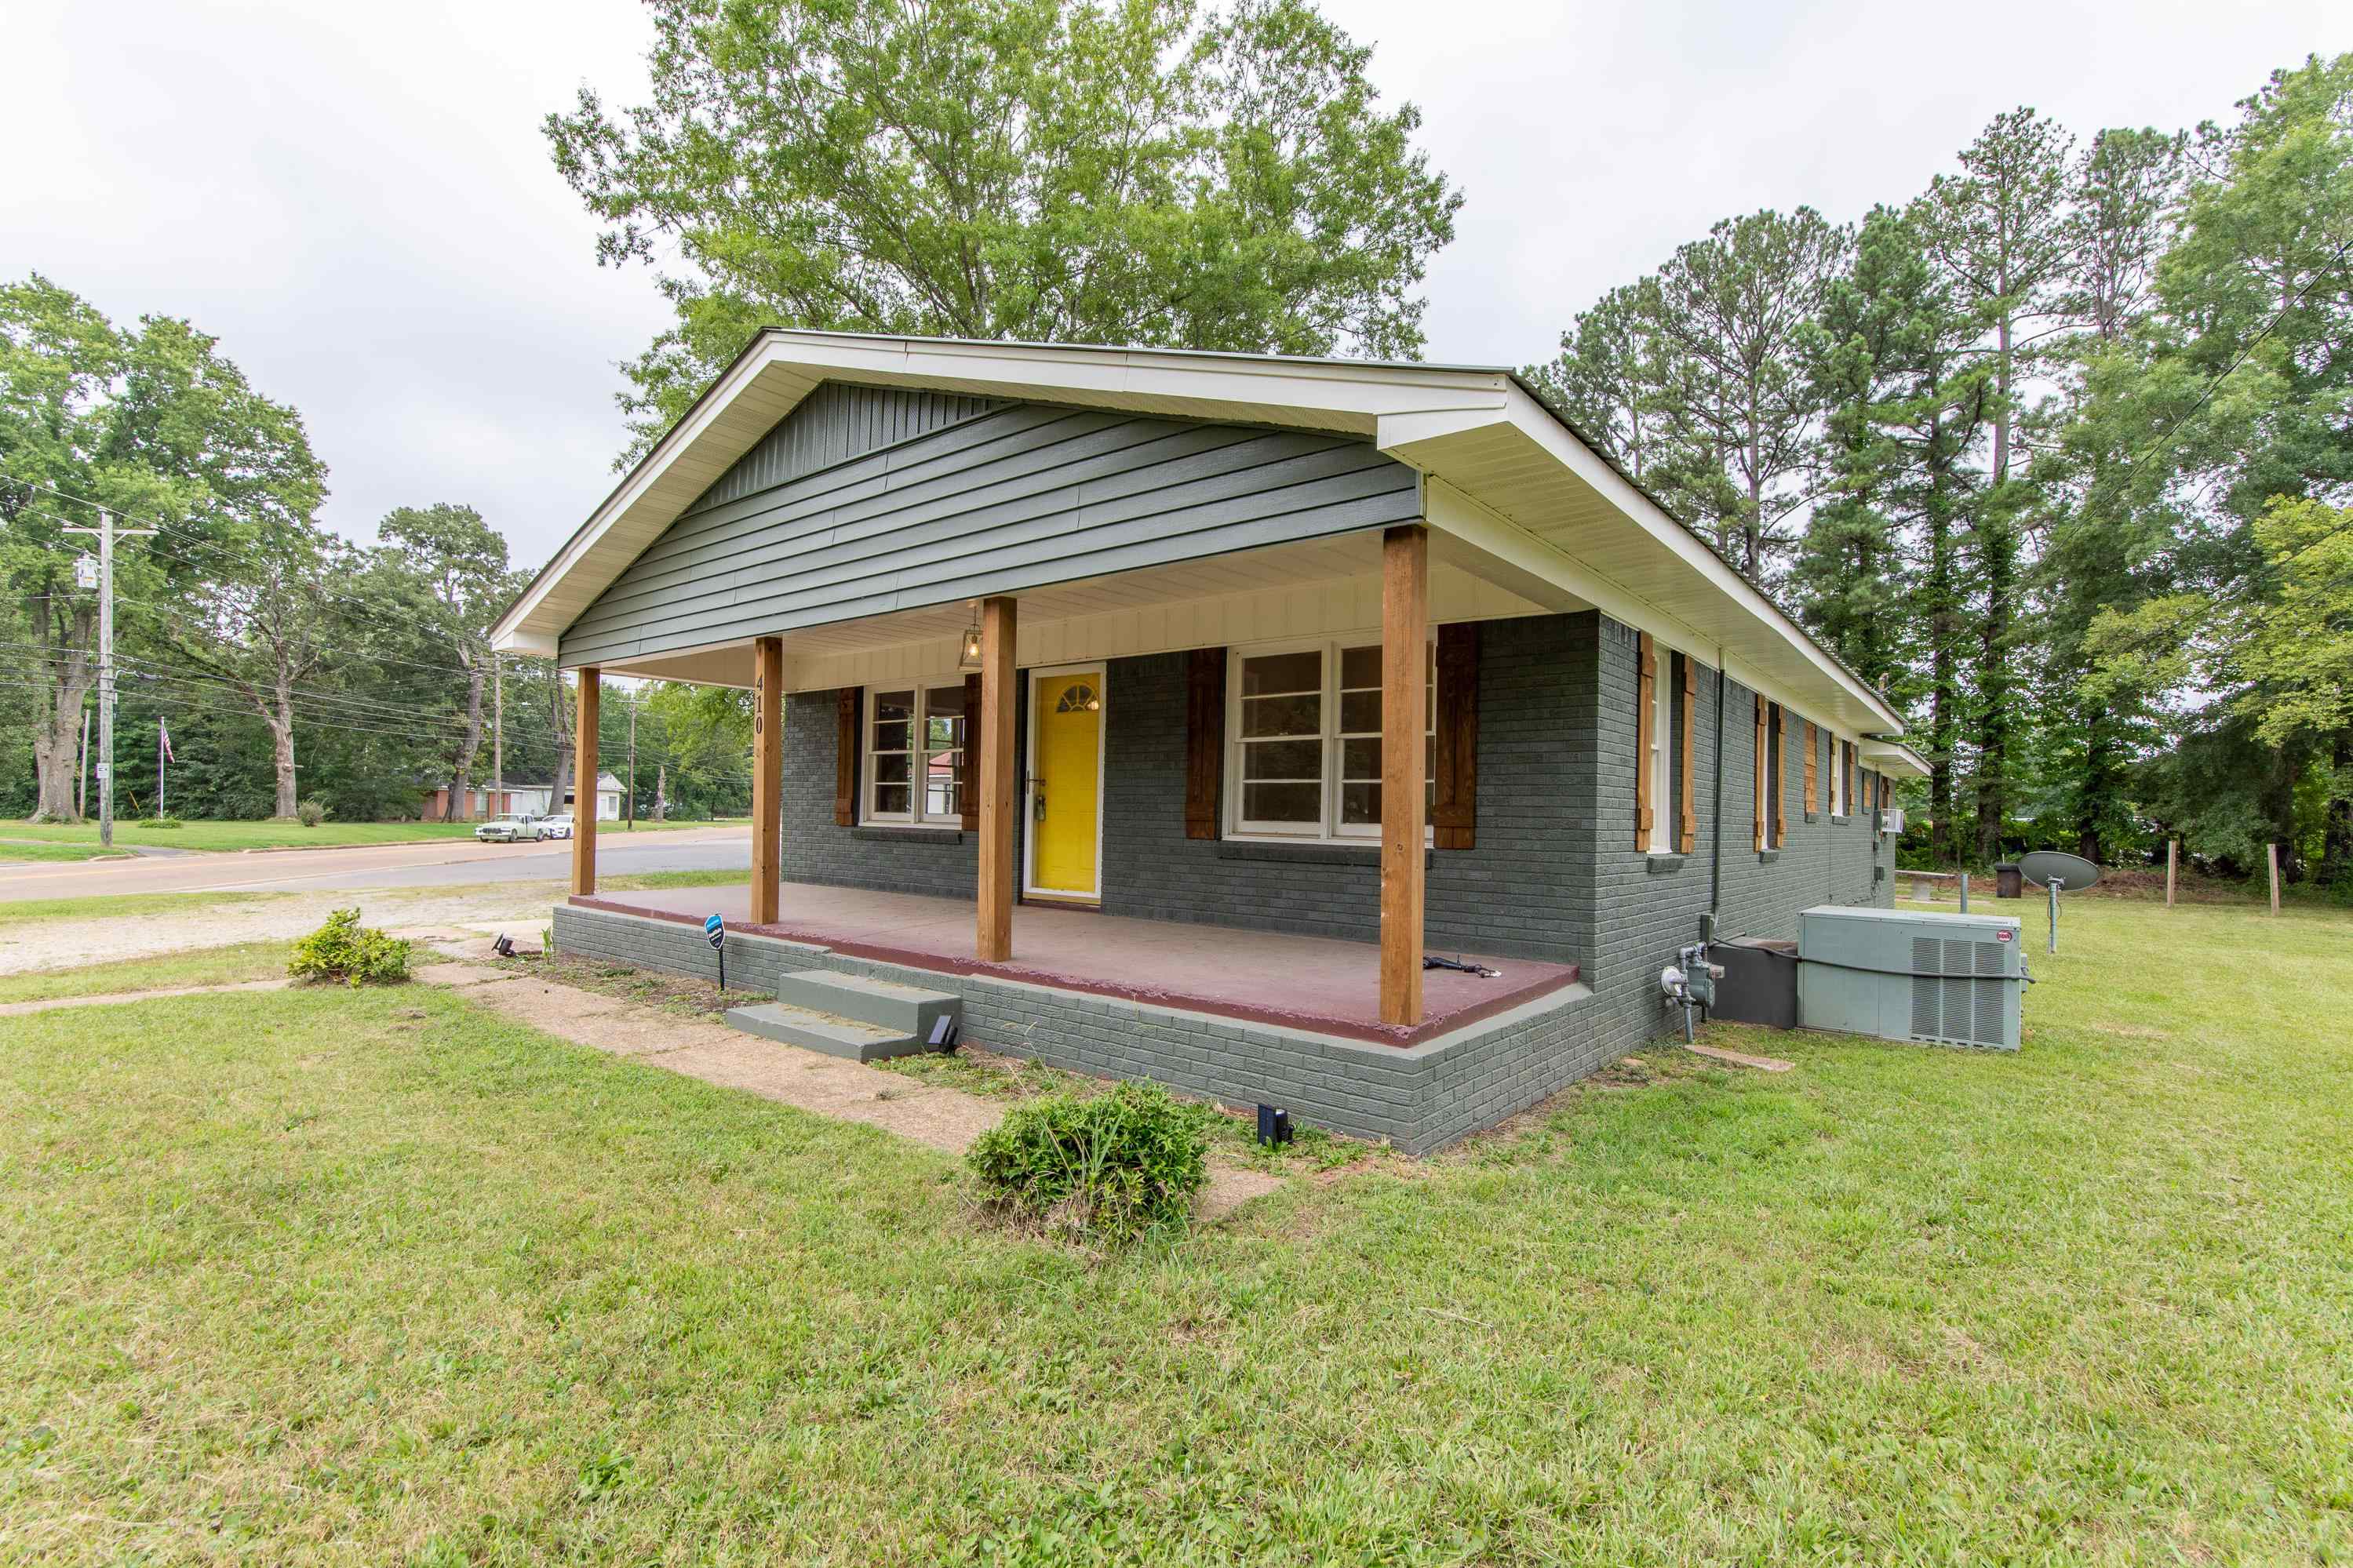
[3,478,519,661]
[0,640,476,730]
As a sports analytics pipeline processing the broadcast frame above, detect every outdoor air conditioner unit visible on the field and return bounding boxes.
[1796,905,2024,1050]
[1881,807,1906,833]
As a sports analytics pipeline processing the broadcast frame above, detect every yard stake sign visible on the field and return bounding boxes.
[706,914,726,991]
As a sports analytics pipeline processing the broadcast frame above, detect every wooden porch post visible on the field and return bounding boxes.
[570,668,600,897]
[750,636,784,925]
[1381,525,1427,1027]
[976,595,1018,962]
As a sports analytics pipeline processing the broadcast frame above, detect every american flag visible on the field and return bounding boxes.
[158,718,174,763]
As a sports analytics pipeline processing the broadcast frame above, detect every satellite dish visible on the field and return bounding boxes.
[2016,850,2100,955]
[2017,850,2100,890]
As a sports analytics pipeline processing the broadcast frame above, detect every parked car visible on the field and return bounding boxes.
[541,813,575,840]
[475,813,547,843]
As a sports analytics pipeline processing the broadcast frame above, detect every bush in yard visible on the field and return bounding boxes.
[295,799,332,827]
[143,816,184,829]
[967,1082,1208,1243]
[288,908,411,988]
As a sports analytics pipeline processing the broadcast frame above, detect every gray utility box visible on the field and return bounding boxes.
[1796,905,2026,1050]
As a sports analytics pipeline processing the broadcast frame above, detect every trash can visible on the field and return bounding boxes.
[1994,862,2023,899]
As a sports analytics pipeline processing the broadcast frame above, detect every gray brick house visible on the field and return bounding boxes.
[494,333,1925,1151]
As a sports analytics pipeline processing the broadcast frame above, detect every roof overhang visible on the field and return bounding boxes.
[494,329,1908,737]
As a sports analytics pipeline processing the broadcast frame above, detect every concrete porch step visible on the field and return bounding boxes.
[723,1001,933,1063]
[774,970,960,1039]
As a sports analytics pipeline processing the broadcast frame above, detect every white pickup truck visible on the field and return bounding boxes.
[474,813,548,843]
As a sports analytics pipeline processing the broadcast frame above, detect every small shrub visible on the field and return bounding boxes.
[967,1081,1208,1243]
[289,908,411,988]
[295,799,332,827]
[142,816,184,830]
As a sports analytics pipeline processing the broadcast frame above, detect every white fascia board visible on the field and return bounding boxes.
[1490,385,1905,734]
[1859,740,1932,779]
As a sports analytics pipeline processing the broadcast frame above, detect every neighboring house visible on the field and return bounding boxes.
[492,333,1926,1151]
[426,775,624,822]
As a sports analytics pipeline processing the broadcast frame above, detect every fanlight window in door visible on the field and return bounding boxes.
[1054,682,1101,714]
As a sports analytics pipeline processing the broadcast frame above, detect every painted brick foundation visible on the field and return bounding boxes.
[554,901,1611,1154]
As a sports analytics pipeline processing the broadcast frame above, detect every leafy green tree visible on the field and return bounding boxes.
[1,278,322,820]
[1644,208,1849,578]
[371,504,520,817]
[547,0,1461,456]
[2079,53,2353,880]
[1524,281,1673,482]
[2031,126,2188,860]
[1921,107,2077,860]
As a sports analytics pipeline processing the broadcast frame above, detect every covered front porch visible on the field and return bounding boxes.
[572,878,1579,1046]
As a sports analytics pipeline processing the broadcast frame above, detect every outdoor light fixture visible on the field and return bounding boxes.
[958,621,984,668]
[1257,1105,1294,1147]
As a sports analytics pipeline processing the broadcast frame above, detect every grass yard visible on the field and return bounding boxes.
[0,817,734,854]
[0,890,292,927]
[1,898,2348,1563]
[0,941,291,1006]
[0,839,137,864]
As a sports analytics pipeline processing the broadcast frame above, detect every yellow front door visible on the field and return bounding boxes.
[1029,670,1103,897]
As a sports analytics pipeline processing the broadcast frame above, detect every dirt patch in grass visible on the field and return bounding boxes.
[489,947,772,1020]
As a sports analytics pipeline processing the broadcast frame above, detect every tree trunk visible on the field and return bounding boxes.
[448,657,486,821]
[2077,697,2110,863]
[269,670,299,819]
[29,607,97,822]
[1974,310,2016,865]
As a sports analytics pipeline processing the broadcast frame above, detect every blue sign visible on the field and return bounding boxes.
[705,914,725,950]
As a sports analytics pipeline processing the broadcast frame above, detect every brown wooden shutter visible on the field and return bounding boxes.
[1433,622,1479,849]
[1754,693,1768,852]
[833,686,859,827]
[958,671,982,831]
[1634,632,1657,847]
[1803,720,1819,814]
[1184,647,1225,840]
[1774,708,1790,848]
[1677,656,1697,853]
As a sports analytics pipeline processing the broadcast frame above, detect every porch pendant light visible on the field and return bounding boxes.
[958,620,984,669]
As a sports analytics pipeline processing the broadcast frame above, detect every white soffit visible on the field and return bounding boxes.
[494,329,1902,735]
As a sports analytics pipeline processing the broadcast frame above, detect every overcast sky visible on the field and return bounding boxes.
[8,0,2344,569]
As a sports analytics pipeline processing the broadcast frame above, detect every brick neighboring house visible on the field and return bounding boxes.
[490,333,1925,1151]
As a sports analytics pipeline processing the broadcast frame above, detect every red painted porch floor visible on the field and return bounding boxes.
[573,881,1579,1046]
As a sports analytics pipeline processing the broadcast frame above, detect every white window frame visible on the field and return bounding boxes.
[861,679,967,826]
[1647,647,1676,853]
[1224,636,1435,843]
[1829,733,1847,817]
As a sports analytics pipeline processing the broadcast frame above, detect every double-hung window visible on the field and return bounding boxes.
[1647,651,1675,853]
[1229,639,1434,840]
[864,682,966,824]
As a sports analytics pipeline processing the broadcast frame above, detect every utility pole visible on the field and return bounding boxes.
[64,511,156,846]
[626,684,638,831]
[491,652,503,817]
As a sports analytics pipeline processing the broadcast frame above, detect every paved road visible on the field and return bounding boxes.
[0,825,750,903]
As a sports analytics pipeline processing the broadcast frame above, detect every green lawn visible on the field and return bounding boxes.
[0,817,738,853]
[2,898,2348,1563]
[0,941,291,1006]
[0,839,136,863]
[0,890,291,927]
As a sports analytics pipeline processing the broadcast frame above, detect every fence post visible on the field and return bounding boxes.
[2267,842,2281,915]
[2165,839,2177,908]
